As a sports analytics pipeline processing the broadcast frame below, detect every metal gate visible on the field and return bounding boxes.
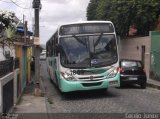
[0,58,13,78]
[150,31,160,81]
[2,79,14,113]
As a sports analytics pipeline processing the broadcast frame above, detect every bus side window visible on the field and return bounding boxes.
[46,41,48,57]
[54,33,58,56]
[52,36,55,57]
[47,41,51,57]
[50,39,54,57]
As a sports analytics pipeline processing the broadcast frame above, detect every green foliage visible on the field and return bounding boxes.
[4,27,16,40]
[87,0,160,37]
[0,10,16,43]
[87,0,100,20]
[0,10,16,32]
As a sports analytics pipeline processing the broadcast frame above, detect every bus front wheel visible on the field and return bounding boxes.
[100,88,108,93]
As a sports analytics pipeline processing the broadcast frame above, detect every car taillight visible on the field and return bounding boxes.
[120,67,124,73]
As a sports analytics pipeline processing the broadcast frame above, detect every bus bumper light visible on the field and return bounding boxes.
[109,80,118,85]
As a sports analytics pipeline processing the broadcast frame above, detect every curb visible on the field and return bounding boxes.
[147,82,160,90]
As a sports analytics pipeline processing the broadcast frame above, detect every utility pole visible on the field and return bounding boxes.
[32,0,41,88]
[23,15,27,43]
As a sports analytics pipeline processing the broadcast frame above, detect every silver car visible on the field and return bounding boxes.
[40,52,46,60]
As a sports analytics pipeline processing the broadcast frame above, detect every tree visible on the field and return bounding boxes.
[0,10,16,44]
[0,10,16,58]
[87,0,160,37]
[87,0,100,20]
[0,10,16,31]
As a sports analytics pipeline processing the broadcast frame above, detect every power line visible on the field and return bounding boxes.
[0,0,12,3]
[0,0,31,9]
[9,0,31,9]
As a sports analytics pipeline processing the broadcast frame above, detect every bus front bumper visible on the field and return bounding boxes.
[59,75,120,92]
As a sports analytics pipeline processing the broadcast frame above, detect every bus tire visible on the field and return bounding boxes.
[54,72,65,95]
[54,72,59,87]
[48,70,53,83]
[100,88,108,93]
[49,77,53,84]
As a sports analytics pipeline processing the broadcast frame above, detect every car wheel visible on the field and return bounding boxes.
[140,82,146,89]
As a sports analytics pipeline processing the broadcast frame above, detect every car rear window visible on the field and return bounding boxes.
[121,61,142,68]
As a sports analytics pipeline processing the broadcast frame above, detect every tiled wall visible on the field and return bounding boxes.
[119,36,151,78]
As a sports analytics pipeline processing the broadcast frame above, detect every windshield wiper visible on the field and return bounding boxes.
[72,35,91,67]
[94,33,103,47]
[72,35,87,47]
[92,33,103,55]
[90,33,104,67]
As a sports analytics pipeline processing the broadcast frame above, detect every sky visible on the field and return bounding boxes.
[0,0,90,44]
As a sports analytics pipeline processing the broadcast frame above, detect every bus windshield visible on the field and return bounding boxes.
[59,34,118,68]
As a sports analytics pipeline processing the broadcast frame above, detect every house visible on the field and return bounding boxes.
[0,16,34,113]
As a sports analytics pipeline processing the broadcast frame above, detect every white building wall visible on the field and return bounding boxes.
[0,46,15,61]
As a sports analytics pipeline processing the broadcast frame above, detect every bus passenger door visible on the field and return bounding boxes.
[52,57,58,84]
[48,57,54,80]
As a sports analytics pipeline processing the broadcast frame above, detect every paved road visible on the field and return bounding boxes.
[40,61,160,114]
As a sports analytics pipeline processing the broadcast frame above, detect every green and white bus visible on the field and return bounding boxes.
[46,21,120,93]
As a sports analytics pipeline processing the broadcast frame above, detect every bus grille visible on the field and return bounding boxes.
[80,69,107,75]
[82,82,102,87]
[78,76,104,81]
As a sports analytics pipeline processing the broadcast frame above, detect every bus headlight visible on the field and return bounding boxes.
[107,67,119,78]
[60,72,76,81]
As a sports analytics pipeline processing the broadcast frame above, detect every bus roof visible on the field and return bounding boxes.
[58,21,113,27]
[47,21,115,42]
